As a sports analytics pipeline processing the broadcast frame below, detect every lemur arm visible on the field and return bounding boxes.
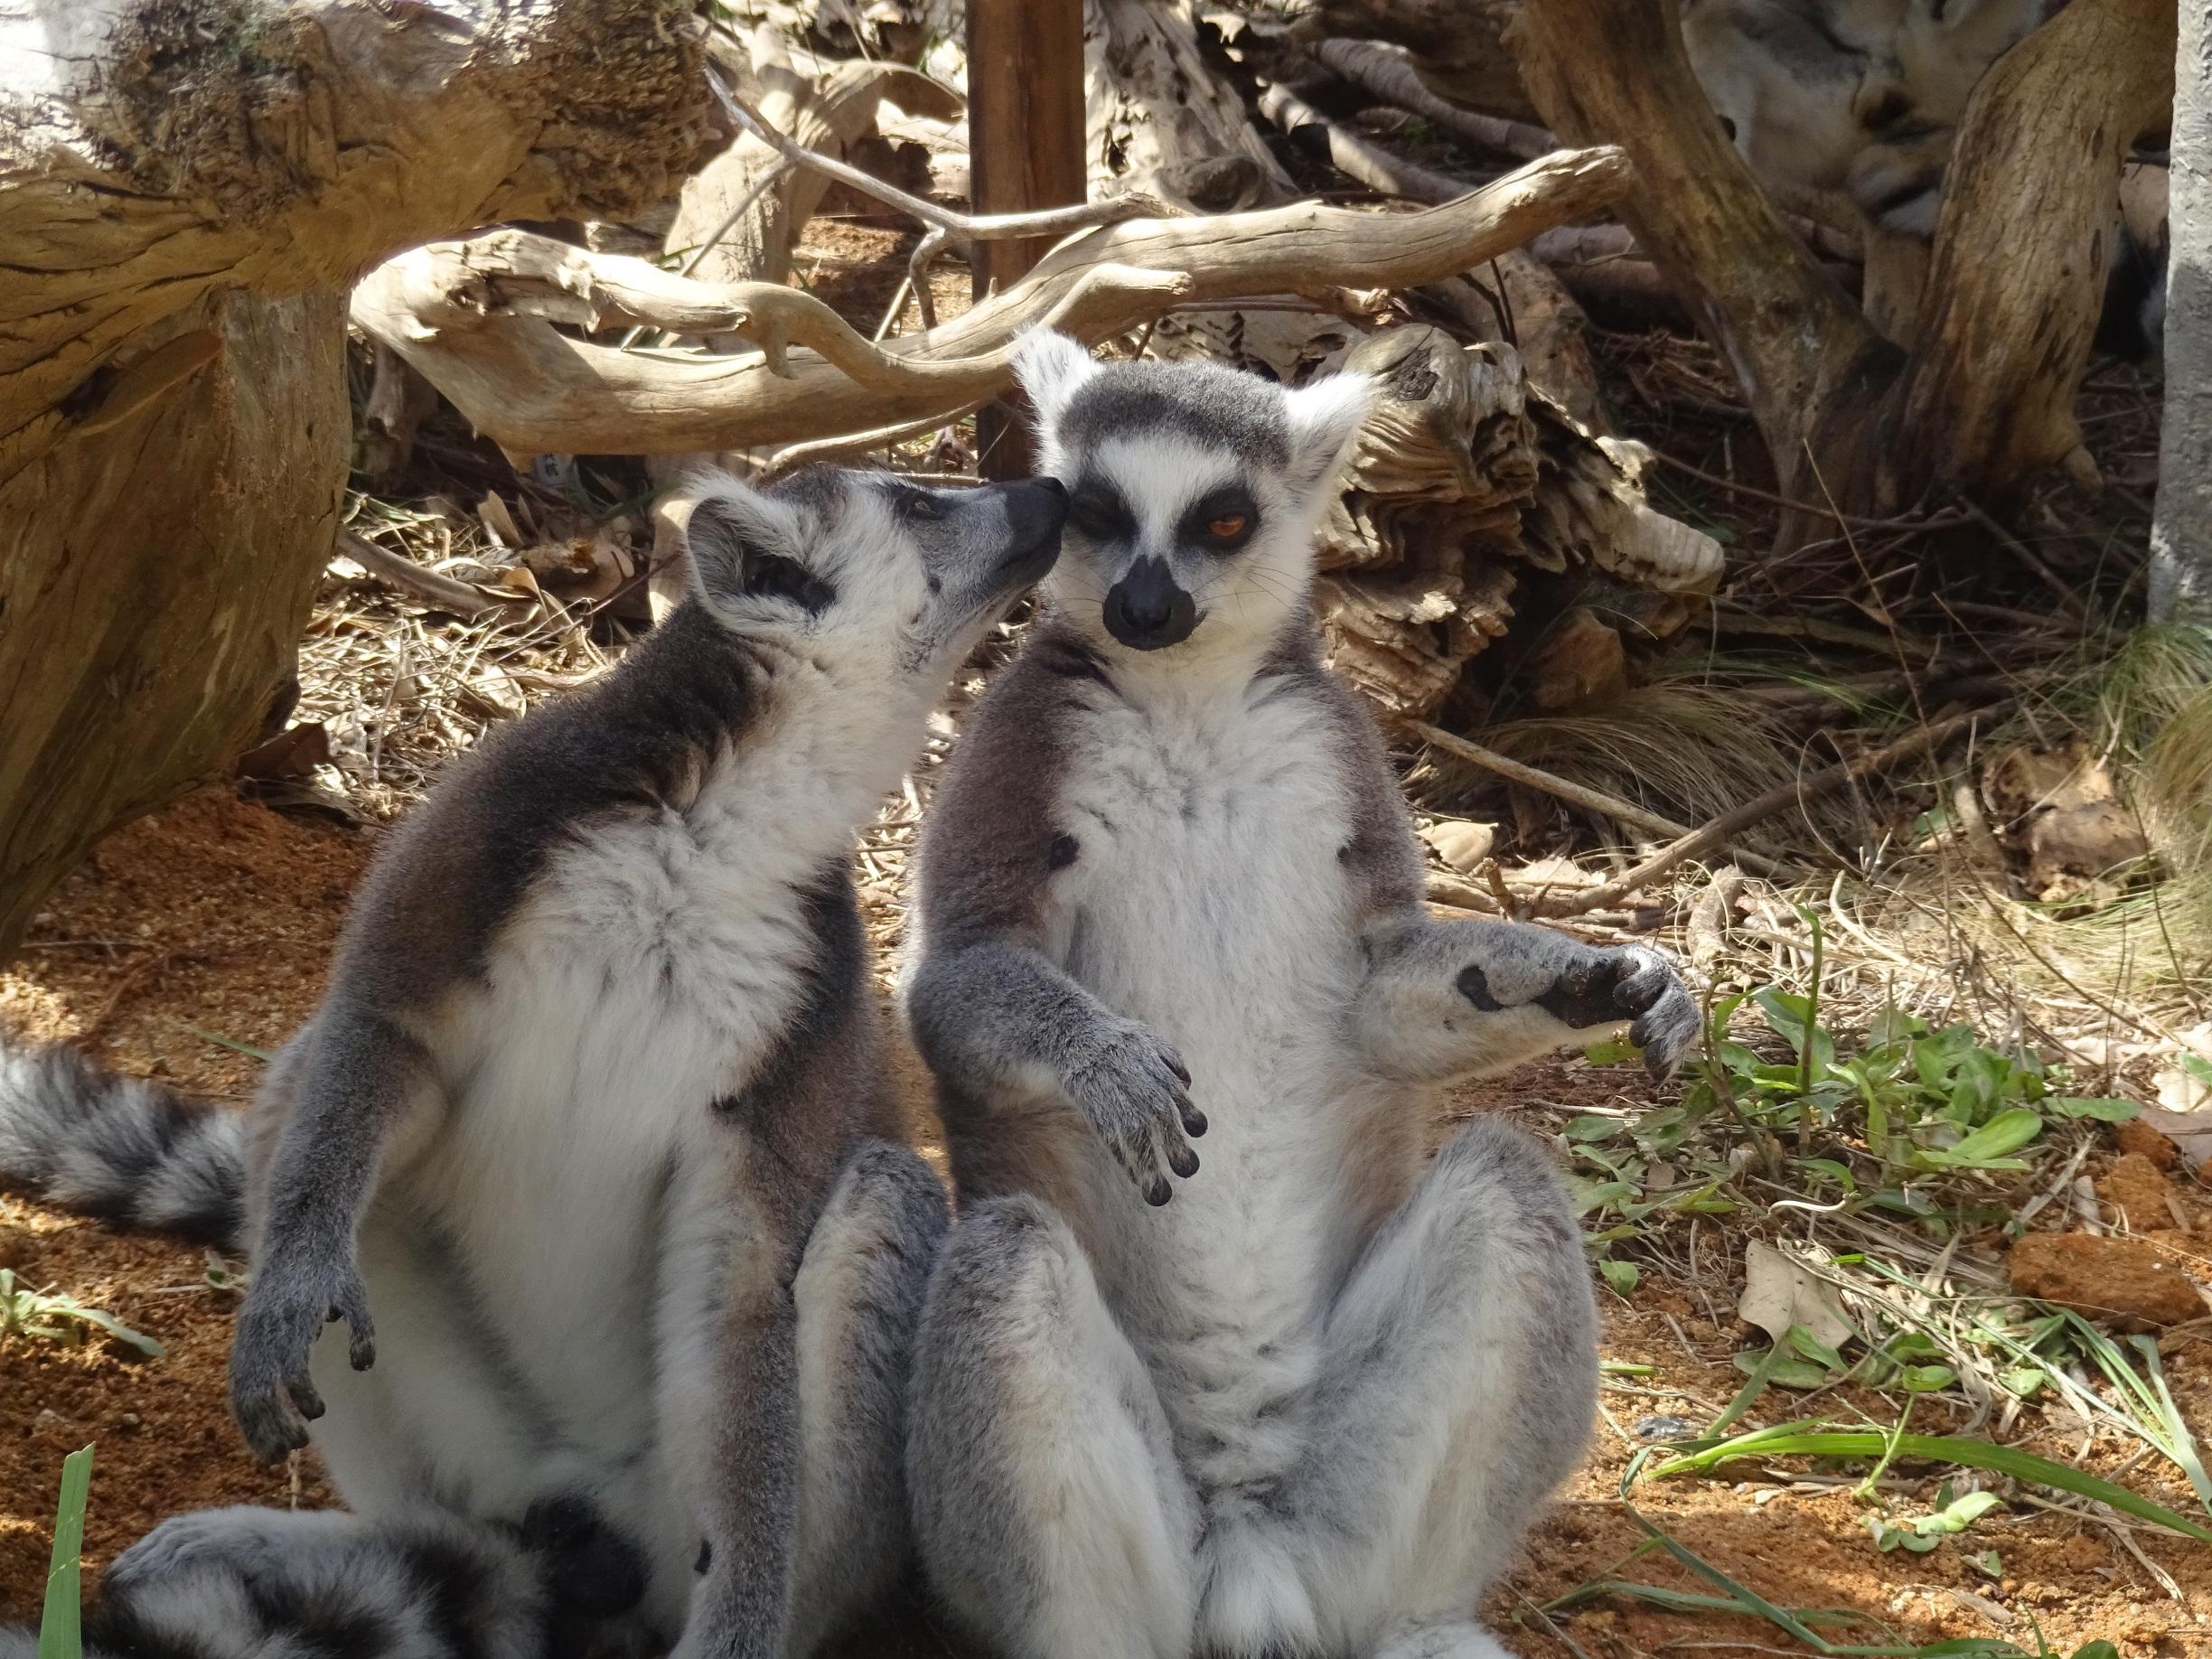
[1352,911,1699,1087]
[229,1003,440,1465]
[906,930,1206,1204]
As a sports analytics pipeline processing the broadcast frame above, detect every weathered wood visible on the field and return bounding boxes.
[1512,0,2173,522]
[1287,0,1542,124]
[970,0,1086,472]
[2153,1,2212,617]
[1310,325,1718,720]
[971,0,1089,291]
[1887,0,2173,509]
[351,147,1636,457]
[1086,0,1293,210]
[1512,0,1888,520]
[0,0,714,959]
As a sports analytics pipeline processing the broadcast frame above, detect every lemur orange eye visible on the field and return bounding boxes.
[1208,514,1248,539]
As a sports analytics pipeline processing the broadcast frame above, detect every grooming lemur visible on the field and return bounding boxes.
[0,464,1067,1657]
[897,335,1700,1659]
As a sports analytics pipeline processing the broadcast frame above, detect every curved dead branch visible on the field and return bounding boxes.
[353,145,1635,458]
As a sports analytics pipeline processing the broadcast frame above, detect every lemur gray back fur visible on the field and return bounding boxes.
[0,464,1064,1659]
[896,335,1698,1659]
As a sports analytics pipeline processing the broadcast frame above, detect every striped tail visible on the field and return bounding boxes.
[0,1041,247,1251]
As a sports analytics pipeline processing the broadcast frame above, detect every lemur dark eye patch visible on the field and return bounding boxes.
[1178,485,1259,554]
[1068,474,1138,543]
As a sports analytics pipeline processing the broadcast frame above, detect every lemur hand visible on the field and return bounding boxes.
[1064,1015,1205,1205]
[1461,942,1698,1081]
[230,1251,375,1464]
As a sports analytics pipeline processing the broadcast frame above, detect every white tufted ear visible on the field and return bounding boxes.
[681,478,811,620]
[1013,330,1104,427]
[1280,371,1374,500]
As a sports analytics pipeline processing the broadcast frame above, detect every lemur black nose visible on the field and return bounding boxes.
[1103,555,1198,651]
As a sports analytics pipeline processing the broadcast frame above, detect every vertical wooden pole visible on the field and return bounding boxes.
[966,0,1086,476]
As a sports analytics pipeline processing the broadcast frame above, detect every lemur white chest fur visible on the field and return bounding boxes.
[401,680,925,1455]
[1037,666,1388,1487]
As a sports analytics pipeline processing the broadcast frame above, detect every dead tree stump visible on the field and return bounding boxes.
[0,0,714,958]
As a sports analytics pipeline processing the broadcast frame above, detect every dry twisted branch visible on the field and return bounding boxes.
[352,145,1635,458]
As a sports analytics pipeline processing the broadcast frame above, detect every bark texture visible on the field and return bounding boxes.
[0,0,713,958]
[1512,0,2171,521]
[2154,2,2212,618]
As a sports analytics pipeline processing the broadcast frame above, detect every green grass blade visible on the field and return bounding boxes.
[1651,1429,2212,1542]
[38,1445,92,1659]
[188,1027,273,1063]
[1704,1340,1784,1436]
[1541,1579,1868,1626]
[2129,1335,2212,1517]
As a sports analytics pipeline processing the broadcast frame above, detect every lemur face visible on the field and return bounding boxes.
[1013,333,1371,656]
[680,464,1065,680]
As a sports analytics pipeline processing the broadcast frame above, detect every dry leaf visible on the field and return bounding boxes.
[1420,820,1497,874]
[1738,1240,1854,1351]
[234,722,332,782]
[477,492,524,549]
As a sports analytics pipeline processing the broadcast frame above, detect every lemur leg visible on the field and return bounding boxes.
[784,1140,951,1655]
[907,1196,1201,1659]
[1354,914,1698,1087]
[660,1139,947,1659]
[1288,1118,1598,1658]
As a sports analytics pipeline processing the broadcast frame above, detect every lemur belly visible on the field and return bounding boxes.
[348,776,829,1542]
[1049,689,1369,1497]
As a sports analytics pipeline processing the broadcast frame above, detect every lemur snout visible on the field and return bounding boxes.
[988,476,1068,581]
[1102,554,1197,651]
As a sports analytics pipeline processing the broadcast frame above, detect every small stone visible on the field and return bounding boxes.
[1632,1413,1696,1442]
[2008,1231,2206,1327]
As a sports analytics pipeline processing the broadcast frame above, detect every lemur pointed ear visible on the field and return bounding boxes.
[681,478,810,619]
[1281,371,1374,499]
[1013,330,1102,427]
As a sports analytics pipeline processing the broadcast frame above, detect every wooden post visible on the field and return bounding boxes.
[967,0,1087,476]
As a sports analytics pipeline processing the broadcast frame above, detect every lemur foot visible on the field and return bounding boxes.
[1064,1015,1205,1204]
[1461,942,1699,1081]
[230,1251,375,1463]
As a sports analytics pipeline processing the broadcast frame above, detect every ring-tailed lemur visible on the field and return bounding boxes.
[1681,0,2167,356]
[0,464,1067,1658]
[895,336,1699,1659]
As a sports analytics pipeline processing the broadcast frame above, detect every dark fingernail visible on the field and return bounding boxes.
[1183,1107,1207,1138]
[1168,1144,1200,1178]
[1145,1177,1172,1207]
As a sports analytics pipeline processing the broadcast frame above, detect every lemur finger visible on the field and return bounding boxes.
[1177,1097,1207,1139]
[333,1284,378,1370]
[1166,1138,1201,1180]
[288,1369,327,1423]
[1143,1174,1173,1207]
[1614,959,1673,1017]
[1162,1046,1192,1088]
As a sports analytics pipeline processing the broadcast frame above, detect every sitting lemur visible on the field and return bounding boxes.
[898,335,1700,1659]
[0,465,1069,1659]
